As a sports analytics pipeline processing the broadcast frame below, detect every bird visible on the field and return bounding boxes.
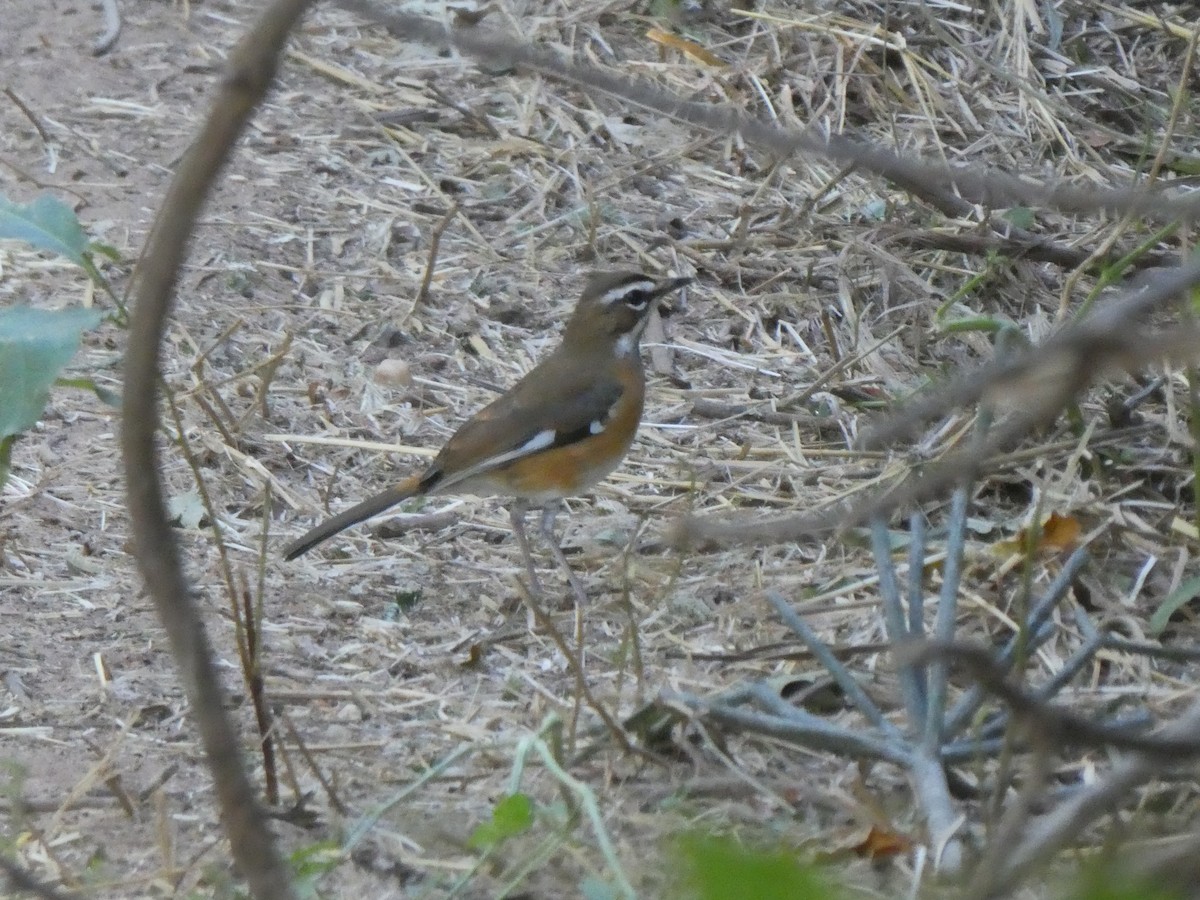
[283,270,691,602]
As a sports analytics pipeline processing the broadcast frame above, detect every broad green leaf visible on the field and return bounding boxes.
[491,792,533,834]
[673,834,836,900]
[0,194,127,320]
[0,194,91,267]
[468,793,534,850]
[0,306,102,443]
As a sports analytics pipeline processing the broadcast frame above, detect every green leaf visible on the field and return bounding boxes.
[0,193,126,320]
[0,306,103,446]
[289,840,343,900]
[0,194,91,268]
[89,240,122,262]
[468,793,534,850]
[56,376,121,407]
[1068,862,1184,900]
[1149,574,1200,635]
[939,316,1006,334]
[673,834,836,900]
[1002,206,1036,229]
[492,792,534,834]
[0,436,13,490]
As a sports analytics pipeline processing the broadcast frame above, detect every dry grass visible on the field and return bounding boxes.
[2,0,1200,897]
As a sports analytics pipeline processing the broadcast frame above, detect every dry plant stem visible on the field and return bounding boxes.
[862,259,1200,451]
[764,591,899,739]
[250,492,279,805]
[427,84,501,139]
[942,547,1088,738]
[3,87,51,144]
[240,580,278,806]
[906,512,926,639]
[680,303,1200,547]
[689,397,834,430]
[670,689,911,764]
[966,742,1057,900]
[120,1,313,898]
[415,202,458,304]
[91,0,122,56]
[884,225,1174,272]
[268,715,304,807]
[279,710,347,816]
[1144,27,1200,189]
[1030,608,1104,704]
[1103,636,1200,663]
[994,701,1200,896]
[517,581,634,755]
[924,487,968,751]
[908,642,1200,759]
[167,271,283,804]
[888,504,966,869]
[335,0,1200,224]
[870,519,926,730]
[908,750,964,873]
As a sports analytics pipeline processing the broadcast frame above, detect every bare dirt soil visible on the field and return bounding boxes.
[3,1,1198,897]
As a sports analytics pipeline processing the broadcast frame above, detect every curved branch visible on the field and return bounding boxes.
[120,1,313,898]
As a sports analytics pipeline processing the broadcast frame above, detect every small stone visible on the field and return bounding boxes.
[374,358,413,387]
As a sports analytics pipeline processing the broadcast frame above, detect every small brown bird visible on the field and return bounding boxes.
[284,271,690,599]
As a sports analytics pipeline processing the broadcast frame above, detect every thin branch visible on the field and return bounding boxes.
[120,1,314,898]
[333,0,1200,224]
[905,642,1200,759]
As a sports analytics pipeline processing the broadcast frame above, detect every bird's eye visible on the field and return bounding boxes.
[623,289,649,311]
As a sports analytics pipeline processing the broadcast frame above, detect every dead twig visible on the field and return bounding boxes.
[416,202,459,304]
[92,0,122,56]
[334,0,1200,224]
[119,1,314,898]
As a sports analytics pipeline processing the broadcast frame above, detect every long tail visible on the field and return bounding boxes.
[283,473,428,560]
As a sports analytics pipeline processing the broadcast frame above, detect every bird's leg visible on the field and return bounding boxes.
[509,500,545,595]
[539,499,589,606]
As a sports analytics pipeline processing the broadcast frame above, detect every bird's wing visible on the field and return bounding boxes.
[431,363,625,489]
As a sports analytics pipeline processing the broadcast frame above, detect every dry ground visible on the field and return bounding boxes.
[2,1,1199,897]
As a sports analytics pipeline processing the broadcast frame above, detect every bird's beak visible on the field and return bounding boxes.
[653,277,692,297]
[652,276,691,316]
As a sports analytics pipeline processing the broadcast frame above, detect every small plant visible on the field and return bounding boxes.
[672,833,838,900]
[467,792,535,851]
[0,193,119,487]
[0,193,123,314]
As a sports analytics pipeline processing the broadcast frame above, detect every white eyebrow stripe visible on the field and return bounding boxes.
[599,281,656,305]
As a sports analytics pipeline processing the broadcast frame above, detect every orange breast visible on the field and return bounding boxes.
[496,371,645,501]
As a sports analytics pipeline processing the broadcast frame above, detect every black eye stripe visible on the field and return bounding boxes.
[599,280,656,306]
